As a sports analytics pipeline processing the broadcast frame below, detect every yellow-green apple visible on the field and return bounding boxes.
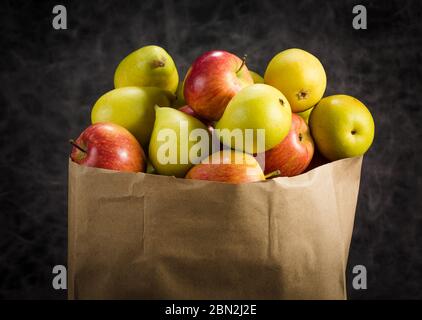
[70,122,145,172]
[264,48,326,113]
[184,50,254,121]
[263,114,314,177]
[91,86,174,148]
[114,45,179,93]
[309,95,375,160]
[215,84,292,154]
[185,150,265,184]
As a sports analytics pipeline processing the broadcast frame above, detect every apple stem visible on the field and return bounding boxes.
[236,54,247,73]
[265,170,281,179]
[69,139,87,153]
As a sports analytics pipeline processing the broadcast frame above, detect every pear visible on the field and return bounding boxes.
[185,150,265,184]
[149,107,210,177]
[215,84,292,154]
[114,45,179,93]
[91,86,174,149]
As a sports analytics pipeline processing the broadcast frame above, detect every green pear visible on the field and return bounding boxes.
[215,84,292,154]
[114,45,179,93]
[91,86,174,148]
[149,107,210,177]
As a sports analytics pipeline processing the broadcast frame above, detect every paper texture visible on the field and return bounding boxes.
[68,156,362,300]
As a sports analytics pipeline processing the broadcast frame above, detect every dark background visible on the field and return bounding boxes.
[0,0,421,299]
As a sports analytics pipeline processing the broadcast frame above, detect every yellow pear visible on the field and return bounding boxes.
[114,45,179,93]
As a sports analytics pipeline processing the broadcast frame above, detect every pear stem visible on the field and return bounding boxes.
[236,54,247,73]
[265,170,281,179]
[69,139,87,153]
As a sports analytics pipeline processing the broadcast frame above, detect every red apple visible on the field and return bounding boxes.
[264,114,314,177]
[184,50,254,121]
[185,151,265,184]
[70,122,145,172]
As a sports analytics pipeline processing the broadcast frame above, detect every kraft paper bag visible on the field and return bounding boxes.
[68,156,362,300]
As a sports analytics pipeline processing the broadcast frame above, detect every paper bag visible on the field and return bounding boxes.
[68,156,362,300]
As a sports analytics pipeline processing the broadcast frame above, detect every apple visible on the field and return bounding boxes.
[184,50,254,121]
[264,114,314,177]
[70,122,145,172]
[185,150,265,184]
[309,95,375,161]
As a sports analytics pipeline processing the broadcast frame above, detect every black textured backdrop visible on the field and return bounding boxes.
[1,0,421,299]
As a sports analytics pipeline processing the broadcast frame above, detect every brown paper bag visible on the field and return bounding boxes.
[68,156,362,300]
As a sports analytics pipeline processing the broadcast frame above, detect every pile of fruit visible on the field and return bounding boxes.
[70,45,375,184]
